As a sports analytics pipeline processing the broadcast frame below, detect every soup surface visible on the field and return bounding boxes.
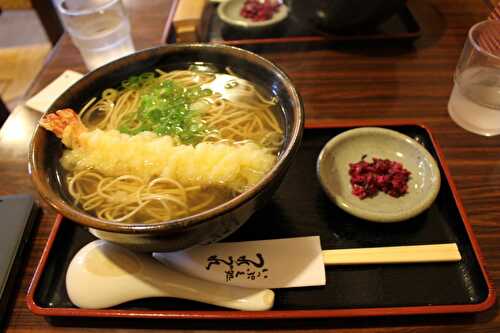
[40,67,284,224]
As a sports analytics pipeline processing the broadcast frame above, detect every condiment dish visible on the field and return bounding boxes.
[217,0,289,30]
[317,127,441,223]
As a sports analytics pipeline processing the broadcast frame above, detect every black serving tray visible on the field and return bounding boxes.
[199,3,421,46]
[27,123,495,320]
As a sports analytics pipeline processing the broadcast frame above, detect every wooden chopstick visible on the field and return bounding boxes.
[322,243,461,266]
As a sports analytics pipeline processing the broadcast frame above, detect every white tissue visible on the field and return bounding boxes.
[25,70,83,113]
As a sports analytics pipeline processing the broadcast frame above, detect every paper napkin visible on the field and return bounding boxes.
[25,70,83,113]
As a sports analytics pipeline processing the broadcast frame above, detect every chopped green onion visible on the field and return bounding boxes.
[119,78,213,144]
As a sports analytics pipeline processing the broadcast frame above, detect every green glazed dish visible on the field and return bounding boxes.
[317,127,441,223]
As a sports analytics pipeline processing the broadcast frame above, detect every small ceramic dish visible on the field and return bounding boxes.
[217,0,289,30]
[317,127,441,223]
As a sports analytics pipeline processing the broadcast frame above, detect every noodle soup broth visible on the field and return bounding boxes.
[49,65,286,225]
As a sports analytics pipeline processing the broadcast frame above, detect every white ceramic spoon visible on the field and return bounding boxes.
[66,240,275,311]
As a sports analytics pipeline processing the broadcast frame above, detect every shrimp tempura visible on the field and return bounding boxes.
[39,109,277,192]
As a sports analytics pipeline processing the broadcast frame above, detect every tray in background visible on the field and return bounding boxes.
[26,122,495,320]
[199,3,421,46]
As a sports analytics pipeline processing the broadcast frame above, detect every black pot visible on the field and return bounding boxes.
[291,0,408,33]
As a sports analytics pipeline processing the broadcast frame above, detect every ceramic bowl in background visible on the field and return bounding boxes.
[217,0,289,30]
[291,0,407,33]
[317,127,441,223]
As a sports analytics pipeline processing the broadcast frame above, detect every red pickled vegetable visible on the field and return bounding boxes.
[240,0,282,22]
[349,157,411,199]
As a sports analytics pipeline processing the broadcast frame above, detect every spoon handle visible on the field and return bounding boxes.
[140,256,275,311]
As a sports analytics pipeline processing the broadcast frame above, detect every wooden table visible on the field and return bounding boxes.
[1,0,499,331]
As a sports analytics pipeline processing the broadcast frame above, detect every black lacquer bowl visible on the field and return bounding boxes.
[292,0,408,33]
[29,44,304,252]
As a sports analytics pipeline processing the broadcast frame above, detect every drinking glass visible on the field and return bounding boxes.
[448,20,500,136]
[57,0,135,71]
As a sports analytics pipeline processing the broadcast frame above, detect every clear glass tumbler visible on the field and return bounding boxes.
[57,0,135,71]
[448,20,500,136]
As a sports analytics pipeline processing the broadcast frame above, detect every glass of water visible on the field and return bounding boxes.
[57,0,135,71]
[448,20,500,136]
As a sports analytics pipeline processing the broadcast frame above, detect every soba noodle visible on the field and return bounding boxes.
[47,69,283,224]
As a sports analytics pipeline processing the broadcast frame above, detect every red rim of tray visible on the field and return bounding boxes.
[26,120,496,320]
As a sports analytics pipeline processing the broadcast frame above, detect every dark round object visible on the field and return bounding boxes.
[292,0,407,33]
[29,44,304,252]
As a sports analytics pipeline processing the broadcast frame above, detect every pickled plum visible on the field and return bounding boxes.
[349,157,411,199]
[240,0,282,22]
